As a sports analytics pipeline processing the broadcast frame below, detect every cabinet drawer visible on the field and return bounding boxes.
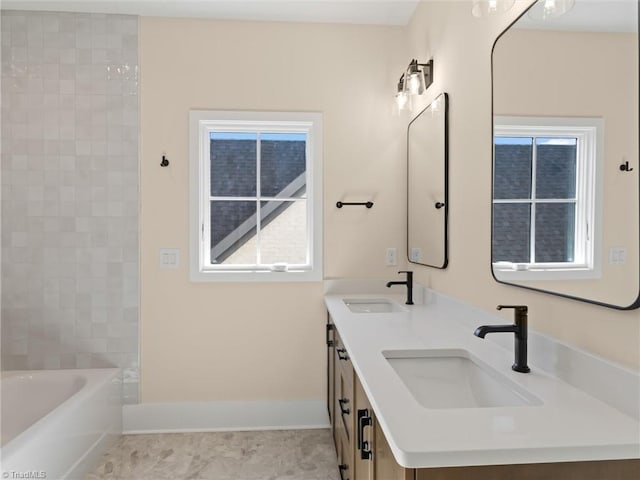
[334,332,355,446]
[334,331,354,390]
[335,363,354,445]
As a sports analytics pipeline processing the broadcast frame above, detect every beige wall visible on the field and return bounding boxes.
[139,18,406,402]
[405,0,640,368]
[140,2,640,403]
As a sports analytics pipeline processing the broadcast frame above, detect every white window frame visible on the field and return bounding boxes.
[189,110,323,282]
[493,116,603,281]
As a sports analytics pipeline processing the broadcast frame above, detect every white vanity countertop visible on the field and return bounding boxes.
[324,291,640,468]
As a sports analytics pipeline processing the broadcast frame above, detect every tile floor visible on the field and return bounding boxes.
[85,429,340,480]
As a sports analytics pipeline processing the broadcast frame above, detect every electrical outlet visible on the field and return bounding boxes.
[386,247,397,266]
[410,247,422,263]
[609,247,626,265]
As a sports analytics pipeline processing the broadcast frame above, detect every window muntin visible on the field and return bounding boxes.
[190,111,322,282]
[492,117,602,280]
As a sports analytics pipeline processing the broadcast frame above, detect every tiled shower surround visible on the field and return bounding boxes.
[1,11,140,402]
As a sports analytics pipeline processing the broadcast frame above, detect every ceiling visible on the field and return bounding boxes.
[4,1,635,31]
[0,0,421,26]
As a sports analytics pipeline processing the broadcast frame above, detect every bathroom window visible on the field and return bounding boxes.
[492,117,602,280]
[189,111,323,282]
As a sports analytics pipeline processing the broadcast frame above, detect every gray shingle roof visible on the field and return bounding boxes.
[210,139,306,263]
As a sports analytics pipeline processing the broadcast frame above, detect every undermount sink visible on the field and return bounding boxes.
[383,349,542,409]
[343,298,407,314]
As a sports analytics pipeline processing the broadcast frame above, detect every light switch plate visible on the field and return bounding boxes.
[160,248,180,269]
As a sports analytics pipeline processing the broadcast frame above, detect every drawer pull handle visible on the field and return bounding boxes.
[326,323,334,347]
[337,348,349,361]
[357,408,373,460]
[361,441,372,460]
[338,398,350,415]
[338,463,349,480]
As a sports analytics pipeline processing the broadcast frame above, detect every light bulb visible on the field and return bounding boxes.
[472,0,515,18]
[407,72,423,95]
[396,91,409,110]
[544,0,556,15]
[528,0,574,20]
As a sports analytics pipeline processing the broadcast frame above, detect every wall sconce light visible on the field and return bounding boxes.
[395,75,410,110]
[527,0,575,20]
[472,0,515,18]
[395,59,433,110]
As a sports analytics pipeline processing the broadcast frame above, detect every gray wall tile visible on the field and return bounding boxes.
[1,11,139,403]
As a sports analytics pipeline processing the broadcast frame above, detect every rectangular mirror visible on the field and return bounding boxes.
[492,0,639,309]
[408,92,449,268]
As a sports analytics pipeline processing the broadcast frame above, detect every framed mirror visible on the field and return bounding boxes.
[408,92,449,268]
[491,0,639,309]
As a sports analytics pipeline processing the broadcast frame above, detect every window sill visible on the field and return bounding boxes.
[493,263,601,281]
[189,268,322,283]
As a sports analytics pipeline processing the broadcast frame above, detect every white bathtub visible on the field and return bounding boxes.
[1,369,122,479]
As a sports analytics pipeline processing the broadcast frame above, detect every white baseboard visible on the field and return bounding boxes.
[123,399,330,434]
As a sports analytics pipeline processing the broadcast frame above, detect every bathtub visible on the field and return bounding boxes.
[1,369,122,479]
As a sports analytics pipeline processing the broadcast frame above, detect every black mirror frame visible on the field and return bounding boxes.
[489,0,640,310]
[407,92,449,269]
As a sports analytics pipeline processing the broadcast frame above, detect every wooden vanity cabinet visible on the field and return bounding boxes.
[374,424,413,480]
[412,461,640,480]
[326,316,420,480]
[326,317,640,480]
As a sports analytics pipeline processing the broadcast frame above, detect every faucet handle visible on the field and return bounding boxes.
[497,305,528,326]
[497,304,527,313]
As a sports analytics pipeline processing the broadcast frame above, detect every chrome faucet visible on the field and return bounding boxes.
[474,305,530,373]
[386,270,413,305]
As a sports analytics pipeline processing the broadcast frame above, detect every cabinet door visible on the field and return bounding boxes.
[374,423,414,480]
[354,376,375,480]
